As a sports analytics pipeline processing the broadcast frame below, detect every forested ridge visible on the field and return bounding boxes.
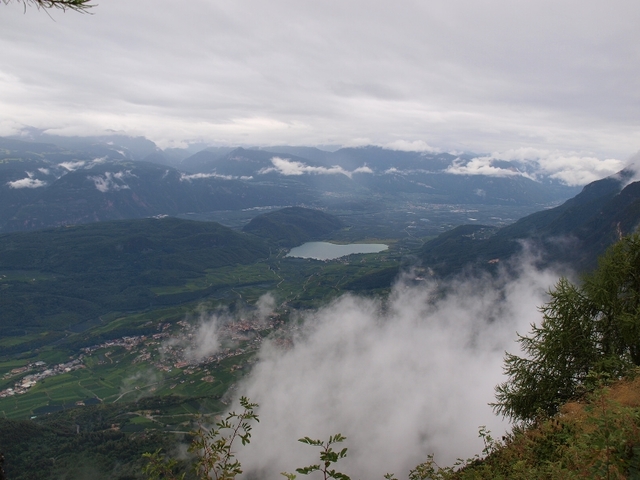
[0,217,271,340]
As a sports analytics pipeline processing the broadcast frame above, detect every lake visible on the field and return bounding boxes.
[286,242,388,260]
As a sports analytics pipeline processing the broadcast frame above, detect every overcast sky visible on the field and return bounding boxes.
[1,1,638,160]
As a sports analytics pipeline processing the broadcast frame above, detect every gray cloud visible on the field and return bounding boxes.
[230,260,562,478]
[618,151,640,187]
[260,157,372,177]
[162,312,224,365]
[254,292,276,322]
[169,294,277,364]
[58,161,86,172]
[87,170,134,193]
[179,172,253,181]
[6,176,46,189]
[446,148,626,186]
[0,1,638,160]
[184,315,222,363]
[384,140,439,153]
[118,368,162,402]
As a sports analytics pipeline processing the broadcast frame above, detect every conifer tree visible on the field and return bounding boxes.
[494,233,640,422]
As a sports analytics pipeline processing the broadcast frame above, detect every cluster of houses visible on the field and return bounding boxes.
[152,317,279,371]
[0,314,284,401]
[75,315,278,376]
[81,324,173,355]
[0,358,84,398]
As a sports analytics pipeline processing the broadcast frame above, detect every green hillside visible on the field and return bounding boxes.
[242,207,343,248]
[0,217,270,340]
[420,173,640,276]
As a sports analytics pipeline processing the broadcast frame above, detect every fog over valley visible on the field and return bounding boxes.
[227,258,563,478]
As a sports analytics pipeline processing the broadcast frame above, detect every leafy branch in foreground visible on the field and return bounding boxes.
[144,396,259,480]
[142,449,186,480]
[2,0,94,12]
[282,433,351,480]
[192,396,259,480]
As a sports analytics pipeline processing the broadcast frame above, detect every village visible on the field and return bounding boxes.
[0,358,85,398]
[0,313,283,400]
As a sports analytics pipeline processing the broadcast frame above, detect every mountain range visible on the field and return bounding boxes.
[0,134,580,233]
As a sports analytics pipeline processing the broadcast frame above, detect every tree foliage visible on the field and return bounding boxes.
[493,233,640,422]
[2,0,94,12]
[282,434,351,480]
[144,396,259,480]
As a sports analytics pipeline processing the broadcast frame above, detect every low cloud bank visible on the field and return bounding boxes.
[230,261,561,478]
[6,175,46,189]
[623,151,640,186]
[58,157,108,172]
[446,148,625,186]
[260,157,372,178]
[88,170,135,193]
[260,148,625,186]
[384,140,439,153]
[180,172,253,181]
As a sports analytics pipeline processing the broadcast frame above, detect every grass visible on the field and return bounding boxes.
[0,334,44,348]
[150,263,278,296]
[0,359,30,376]
[422,374,640,479]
